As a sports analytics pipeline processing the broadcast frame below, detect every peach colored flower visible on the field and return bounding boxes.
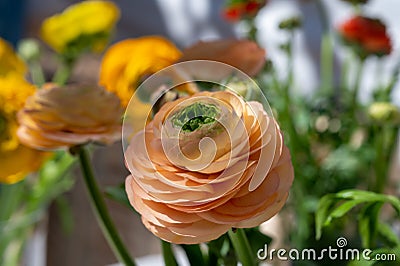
[17,84,123,150]
[179,39,266,77]
[125,90,294,244]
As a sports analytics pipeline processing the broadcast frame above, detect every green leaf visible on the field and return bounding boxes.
[377,223,400,247]
[206,234,229,265]
[386,195,400,214]
[315,194,336,239]
[348,246,400,266]
[161,240,178,266]
[325,199,365,225]
[358,202,384,248]
[54,196,74,234]
[105,184,136,212]
[336,190,384,202]
[244,227,272,261]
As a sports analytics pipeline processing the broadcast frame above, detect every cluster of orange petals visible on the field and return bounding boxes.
[17,84,123,150]
[125,90,294,244]
[338,15,392,56]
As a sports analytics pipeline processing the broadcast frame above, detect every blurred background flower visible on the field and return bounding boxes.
[17,84,123,150]
[0,74,47,184]
[40,0,119,55]
[99,36,181,107]
[338,15,392,58]
[0,38,26,76]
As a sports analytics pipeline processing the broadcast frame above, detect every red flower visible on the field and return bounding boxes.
[222,4,244,22]
[222,0,267,22]
[338,16,392,57]
[245,1,262,16]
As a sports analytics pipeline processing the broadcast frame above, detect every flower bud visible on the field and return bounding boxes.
[368,102,400,125]
[278,16,302,31]
[17,39,41,62]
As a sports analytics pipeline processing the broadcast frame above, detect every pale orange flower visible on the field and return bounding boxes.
[180,39,266,77]
[125,90,294,244]
[17,84,123,150]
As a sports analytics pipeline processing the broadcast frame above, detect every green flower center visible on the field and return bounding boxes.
[171,102,219,132]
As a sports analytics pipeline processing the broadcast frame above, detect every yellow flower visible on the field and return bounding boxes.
[0,38,27,76]
[17,83,123,150]
[0,75,48,184]
[41,0,120,54]
[99,36,182,107]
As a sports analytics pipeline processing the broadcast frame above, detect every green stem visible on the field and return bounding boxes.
[320,33,334,94]
[181,244,205,266]
[315,0,329,32]
[286,31,295,92]
[76,146,136,266]
[315,0,334,94]
[228,229,255,266]
[30,61,46,87]
[384,58,400,98]
[372,128,384,193]
[245,18,258,42]
[161,240,178,266]
[0,182,24,221]
[52,59,74,86]
[351,58,365,113]
[373,126,396,193]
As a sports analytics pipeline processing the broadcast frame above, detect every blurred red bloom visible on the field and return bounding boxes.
[338,15,392,57]
[222,0,267,22]
[223,4,244,22]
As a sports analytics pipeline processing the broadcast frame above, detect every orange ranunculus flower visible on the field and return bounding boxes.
[338,15,392,57]
[125,90,294,244]
[180,39,266,77]
[99,36,182,107]
[17,84,123,150]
